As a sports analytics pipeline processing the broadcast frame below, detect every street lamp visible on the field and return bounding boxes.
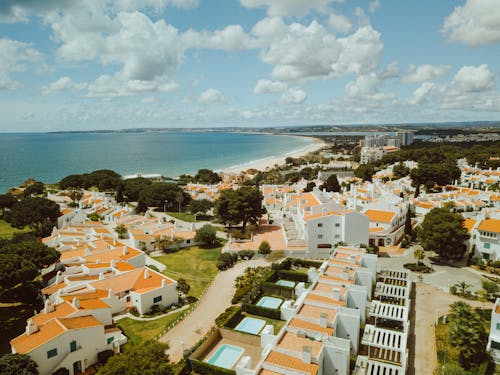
[164,199,168,213]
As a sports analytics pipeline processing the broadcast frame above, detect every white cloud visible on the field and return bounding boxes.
[182,24,255,51]
[240,0,339,17]
[42,76,87,95]
[344,73,395,102]
[198,88,227,104]
[327,12,352,34]
[278,87,307,104]
[87,75,179,97]
[408,82,435,105]
[378,61,399,79]
[258,21,382,82]
[442,0,500,46]
[254,79,287,94]
[400,64,451,83]
[369,0,380,13]
[451,64,494,92]
[0,38,42,90]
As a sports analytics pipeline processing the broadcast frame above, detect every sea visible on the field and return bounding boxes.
[0,131,315,193]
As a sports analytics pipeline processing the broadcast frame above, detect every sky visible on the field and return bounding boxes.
[0,0,499,131]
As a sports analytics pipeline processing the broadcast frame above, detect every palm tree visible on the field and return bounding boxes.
[413,248,425,265]
[175,192,184,213]
[114,224,127,239]
[454,281,471,295]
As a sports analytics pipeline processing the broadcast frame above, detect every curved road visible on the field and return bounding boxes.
[159,258,270,362]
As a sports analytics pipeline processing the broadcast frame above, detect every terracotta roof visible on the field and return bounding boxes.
[289,317,334,335]
[364,209,396,223]
[61,289,110,301]
[79,299,110,310]
[478,218,500,233]
[298,304,337,321]
[59,315,101,330]
[306,293,346,307]
[265,350,318,375]
[32,302,77,326]
[277,331,323,358]
[11,319,66,353]
[462,219,476,234]
[42,281,68,296]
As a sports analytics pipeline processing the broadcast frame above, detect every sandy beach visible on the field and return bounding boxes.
[219,135,326,175]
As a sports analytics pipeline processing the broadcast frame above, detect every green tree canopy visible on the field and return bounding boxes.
[0,194,17,215]
[258,240,271,254]
[188,199,213,218]
[59,170,121,191]
[392,162,410,179]
[418,208,469,261]
[0,353,39,375]
[194,224,217,246]
[215,186,266,230]
[320,174,341,192]
[122,178,152,202]
[410,163,461,194]
[5,197,60,237]
[176,278,190,295]
[354,164,375,182]
[136,183,191,213]
[22,181,45,197]
[194,169,222,184]
[97,341,173,375]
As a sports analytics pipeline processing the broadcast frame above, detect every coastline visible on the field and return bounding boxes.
[218,135,326,175]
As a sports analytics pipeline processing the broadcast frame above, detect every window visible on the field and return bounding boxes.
[70,341,77,352]
[496,323,500,330]
[107,337,115,345]
[317,223,323,228]
[153,295,162,303]
[335,223,340,227]
[186,240,191,244]
[484,242,491,249]
[335,234,340,239]
[317,234,323,239]
[47,348,58,358]
[492,341,500,350]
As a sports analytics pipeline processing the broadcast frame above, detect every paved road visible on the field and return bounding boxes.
[413,283,493,375]
[159,258,270,362]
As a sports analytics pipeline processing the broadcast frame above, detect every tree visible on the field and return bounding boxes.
[418,207,469,261]
[258,240,271,255]
[453,281,471,295]
[136,183,191,213]
[354,164,375,182]
[392,162,410,180]
[320,174,341,192]
[188,199,213,219]
[0,194,17,214]
[22,181,45,197]
[122,178,152,202]
[0,353,38,375]
[194,169,221,184]
[114,224,127,239]
[413,248,425,265]
[303,182,316,192]
[215,186,266,231]
[410,162,461,195]
[194,224,218,246]
[404,209,412,237]
[176,278,190,295]
[97,341,174,375]
[481,279,499,300]
[447,301,488,369]
[5,197,60,237]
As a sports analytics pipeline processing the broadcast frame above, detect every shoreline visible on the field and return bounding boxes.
[218,135,327,175]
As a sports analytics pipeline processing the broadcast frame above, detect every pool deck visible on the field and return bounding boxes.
[200,338,262,370]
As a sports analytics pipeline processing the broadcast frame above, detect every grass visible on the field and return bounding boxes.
[166,211,196,222]
[116,308,188,346]
[154,245,221,298]
[0,219,31,239]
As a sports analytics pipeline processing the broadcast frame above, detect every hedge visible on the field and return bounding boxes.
[277,270,308,282]
[97,349,114,364]
[292,258,322,268]
[190,359,236,375]
[216,306,244,329]
[242,303,281,320]
[261,282,294,299]
[232,284,253,304]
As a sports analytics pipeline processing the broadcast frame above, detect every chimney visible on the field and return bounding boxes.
[76,239,81,246]
[322,207,326,215]
[349,254,356,262]
[44,299,54,314]
[55,270,62,284]
[26,319,38,336]
[342,270,349,280]
[319,312,328,327]
[72,297,80,309]
[332,287,341,300]
[108,289,114,298]
[113,238,117,246]
[123,247,128,255]
[144,269,150,279]
[111,260,116,268]
[301,346,312,364]
[99,272,105,280]
[162,279,167,287]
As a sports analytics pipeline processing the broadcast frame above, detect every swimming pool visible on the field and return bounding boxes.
[256,296,283,309]
[235,317,266,335]
[206,344,244,369]
[276,280,296,288]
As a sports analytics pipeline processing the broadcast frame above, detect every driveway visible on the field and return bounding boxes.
[159,258,270,362]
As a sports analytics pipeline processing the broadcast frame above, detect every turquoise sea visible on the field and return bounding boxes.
[0,132,314,193]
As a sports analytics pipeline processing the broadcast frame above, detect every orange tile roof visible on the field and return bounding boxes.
[364,209,396,223]
[90,268,173,295]
[298,304,337,321]
[42,281,67,295]
[478,218,500,233]
[306,293,346,307]
[58,315,101,330]
[265,350,318,375]
[32,302,77,326]
[61,289,109,301]
[78,299,110,310]
[11,319,66,353]
[289,317,334,335]
[286,192,321,209]
[278,331,323,358]
[258,370,282,375]
[369,227,385,233]
[319,274,354,284]
[463,219,476,234]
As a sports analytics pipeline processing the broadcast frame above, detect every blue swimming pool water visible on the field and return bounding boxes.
[256,296,283,309]
[235,317,266,335]
[206,344,244,369]
[276,280,296,288]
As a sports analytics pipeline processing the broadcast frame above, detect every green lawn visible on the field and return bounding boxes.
[116,308,189,346]
[166,211,196,222]
[154,245,221,298]
[0,219,31,239]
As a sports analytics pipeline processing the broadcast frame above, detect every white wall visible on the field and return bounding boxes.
[130,282,178,315]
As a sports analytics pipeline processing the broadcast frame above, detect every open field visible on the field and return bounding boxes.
[154,245,221,298]
[0,219,31,239]
[116,309,189,346]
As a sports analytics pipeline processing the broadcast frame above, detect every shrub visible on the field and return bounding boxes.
[258,240,271,254]
[97,349,114,365]
[242,303,281,320]
[238,250,256,260]
[215,306,241,327]
[190,359,236,375]
[217,252,238,270]
[52,368,70,375]
[403,262,433,273]
[129,306,139,316]
[277,269,308,282]
[232,284,252,304]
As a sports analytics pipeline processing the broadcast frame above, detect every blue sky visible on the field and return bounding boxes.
[0,0,499,131]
